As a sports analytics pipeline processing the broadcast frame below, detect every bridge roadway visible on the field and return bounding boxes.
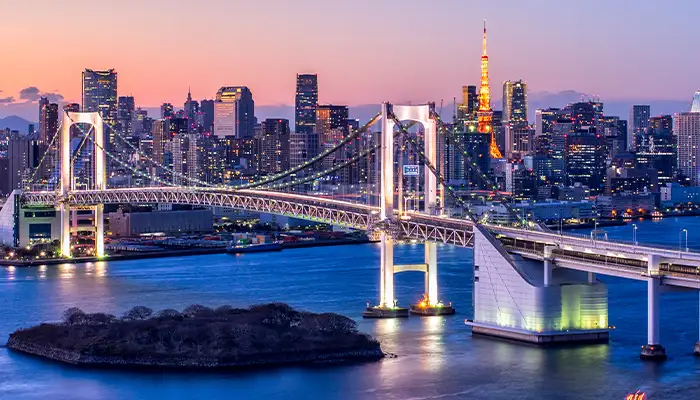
[21,187,700,286]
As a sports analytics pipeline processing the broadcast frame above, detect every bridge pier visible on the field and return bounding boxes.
[467,227,608,344]
[641,276,666,360]
[59,203,71,257]
[95,204,104,258]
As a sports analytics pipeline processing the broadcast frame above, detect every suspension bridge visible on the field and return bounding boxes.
[4,103,700,359]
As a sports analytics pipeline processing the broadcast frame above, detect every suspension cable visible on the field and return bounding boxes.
[431,111,549,231]
[102,121,213,187]
[240,112,382,189]
[25,121,63,189]
[85,135,176,187]
[390,116,471,215]
[263,145,379,190]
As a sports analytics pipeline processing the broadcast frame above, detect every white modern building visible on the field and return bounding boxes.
[674,112,700,186]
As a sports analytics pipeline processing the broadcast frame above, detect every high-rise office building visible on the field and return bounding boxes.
[502,80,528,124]
[7,132,40,191]
[635,115,675,187]
[160,103,174,119]
[629,105,651,151]
[214,86,255,138]
[37,99,58,183]
[39,98,58,145]
[117,96,135,137]
[151,120,167,166]
[199,99,215,133]
[565,130,607,194]
[315,105,349,143]
[295,74,318,135]
[505,124,534,158]
[568,101,603,129]
[82,69,117,149]
[674,112,700,185]
[456,85,478,127]
[260,119,290,174]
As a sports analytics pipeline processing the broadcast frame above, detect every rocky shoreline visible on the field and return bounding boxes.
[6,303,384,370]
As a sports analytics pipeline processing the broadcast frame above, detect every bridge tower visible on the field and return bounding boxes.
[364,102,453,318]
[59,111,106,258]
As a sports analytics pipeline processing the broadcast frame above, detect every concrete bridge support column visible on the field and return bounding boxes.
[543,246,555,287]
[641,277,666,360]
[425,242,438,305]
[380,232,394,308]
[588,272,596,284]
[59,203,70,257]
[95,205,104,258]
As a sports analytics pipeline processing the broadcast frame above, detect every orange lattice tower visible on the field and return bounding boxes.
[477,21,503,159]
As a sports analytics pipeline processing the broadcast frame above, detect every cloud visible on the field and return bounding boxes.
[43,92,64,102]
[0,97,15,103]
[17,86,64,103]
[19,86,41,101]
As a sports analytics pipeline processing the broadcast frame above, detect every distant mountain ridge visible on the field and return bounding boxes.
[0,116,35,133]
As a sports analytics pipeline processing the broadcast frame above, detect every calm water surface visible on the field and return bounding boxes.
[1,217,700,399]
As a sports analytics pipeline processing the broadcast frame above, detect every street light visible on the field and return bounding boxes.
[683,229,689,252]
[633,224,638,246]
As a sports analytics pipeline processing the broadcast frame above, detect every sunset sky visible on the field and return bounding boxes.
[1,0,699,114]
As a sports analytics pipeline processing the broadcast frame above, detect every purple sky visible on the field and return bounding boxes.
[1,0,699,120]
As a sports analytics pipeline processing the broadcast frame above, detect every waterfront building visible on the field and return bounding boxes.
[108,208,213,236]
[295,74,318,135]
[692,90,700,113]
[502,80,527,124]
[661,182,700,206]
[82,69,117,149]
[675,111,700,185]
[214,86,255,139]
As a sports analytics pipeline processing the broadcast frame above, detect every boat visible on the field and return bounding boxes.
[226,242,282,254]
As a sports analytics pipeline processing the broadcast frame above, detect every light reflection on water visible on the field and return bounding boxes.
[0,217,698,398]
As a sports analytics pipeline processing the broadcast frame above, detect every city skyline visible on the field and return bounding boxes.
[2,0,700,121]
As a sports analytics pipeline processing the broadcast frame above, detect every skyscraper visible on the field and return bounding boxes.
[38,98,58,182]
[502,80,528,124]
[39,98,58,145]
[456,85,478,128]
[565,131,607,194]
[117,96,135,137]
[214,86,255,138]
[260,119,291,174]
[295,74,318,135]
[674,111,700,185]
[200,99,215,133]
[629,105,651,151]
[476,22,501,159]
[315,105,349,143]
[82,69,117,148]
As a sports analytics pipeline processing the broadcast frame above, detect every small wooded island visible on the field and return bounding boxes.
[6,303,384,369]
